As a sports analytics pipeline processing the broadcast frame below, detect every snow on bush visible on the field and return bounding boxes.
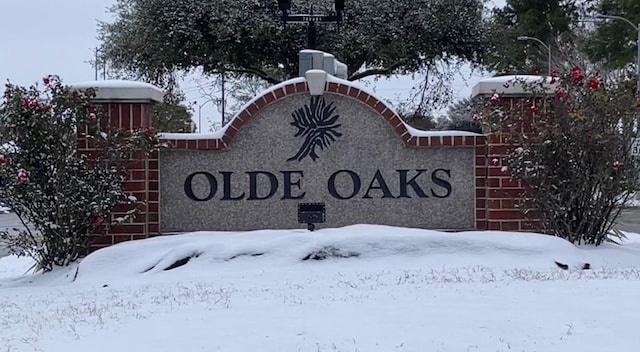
[481,68,640,245]
[0,75,163,271]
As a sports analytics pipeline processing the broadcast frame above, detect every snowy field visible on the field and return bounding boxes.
[1,225,640,352]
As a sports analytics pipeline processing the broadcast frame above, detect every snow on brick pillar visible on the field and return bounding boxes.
[71,80,163,250]
[471,76,552,232]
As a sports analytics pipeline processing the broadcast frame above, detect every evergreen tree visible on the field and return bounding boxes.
[484,0,578,75]
[152,79,194,133]
[98,0,490,84]
[585,0,640,70]
[443,98,482,133]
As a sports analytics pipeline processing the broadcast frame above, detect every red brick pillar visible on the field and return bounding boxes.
[472,76,546,232]
[72,80,163,249]
[484,129,538,231]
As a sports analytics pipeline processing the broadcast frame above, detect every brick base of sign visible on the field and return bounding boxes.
[76,102,160,252]
[480,134,541,232]
[80,81,542,252]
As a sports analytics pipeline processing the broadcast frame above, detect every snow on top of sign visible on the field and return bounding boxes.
[300,49,332,56]
[475,74,546,84]
[325,74,393,108]
[159,75,481,140]
[70,80,161,89]
[158,78,307,139]
[159,130,228,140]
[404,125,481,137]
[69,80,164,102]
[242,76,308,115]
[471,74,557,97]
[325,76,482,137]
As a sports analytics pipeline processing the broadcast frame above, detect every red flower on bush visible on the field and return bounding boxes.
[0,154,6,165]
[45,104,52,112]
[503,82,510,88]
[500,166,509,175]
[530,105,538,113]
[21,97,29,108]
[42,76,50,85]
[16,168,30,183]
[554,87,564,100]
[613,161,623,170]
[588,79,600,90]
[490,93,500,105]
[550,70,559,84]
[144,128,156,138]
[95,216,104,226]
[472,114,480,121]
[571,66,584,82]
[492,158,500,166]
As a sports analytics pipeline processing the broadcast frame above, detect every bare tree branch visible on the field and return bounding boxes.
[347,61,406,81]
[222,67,282,85]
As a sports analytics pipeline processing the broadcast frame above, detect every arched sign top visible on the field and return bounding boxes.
[220,77,411,148]
[160,77,482,150]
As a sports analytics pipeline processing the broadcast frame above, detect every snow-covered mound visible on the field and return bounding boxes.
[1,225,640,352]
[67,224,640,284]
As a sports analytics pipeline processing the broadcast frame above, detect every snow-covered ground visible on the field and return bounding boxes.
[1,225,640,352]
[627,192,640,207]
[0,202,11,214]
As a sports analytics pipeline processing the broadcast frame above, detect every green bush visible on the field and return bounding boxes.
[482,68,640,245]
[0,76,163,271]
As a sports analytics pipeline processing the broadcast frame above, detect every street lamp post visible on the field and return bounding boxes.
[278,0,345,50]
[517,36,551,76]
[594,14,640,98]
[193,100,213,133]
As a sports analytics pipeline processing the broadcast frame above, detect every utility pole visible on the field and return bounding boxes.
[94,48,99,80]
[221,69,226,125]
[92,47,107,80]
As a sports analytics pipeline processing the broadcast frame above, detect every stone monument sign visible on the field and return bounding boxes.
[159,56,477,231]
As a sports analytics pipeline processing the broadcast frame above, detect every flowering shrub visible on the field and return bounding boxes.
[0,76,164,271]
[482,68,640,246]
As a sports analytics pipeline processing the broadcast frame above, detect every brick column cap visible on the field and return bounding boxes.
[471,75,556,98]
[70,80,163,103]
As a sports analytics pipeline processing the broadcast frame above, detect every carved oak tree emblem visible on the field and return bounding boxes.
[287,96,343,162]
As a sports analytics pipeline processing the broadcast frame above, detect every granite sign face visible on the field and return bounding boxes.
[160,93,476,232]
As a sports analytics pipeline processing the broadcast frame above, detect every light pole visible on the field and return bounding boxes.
[278,0,345,49]
[593,14,640,98]
[517,36,551,76]
[193,100,213,133]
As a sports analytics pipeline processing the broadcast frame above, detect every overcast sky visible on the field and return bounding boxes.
[0,0,113,86]
[1,0,506,130]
